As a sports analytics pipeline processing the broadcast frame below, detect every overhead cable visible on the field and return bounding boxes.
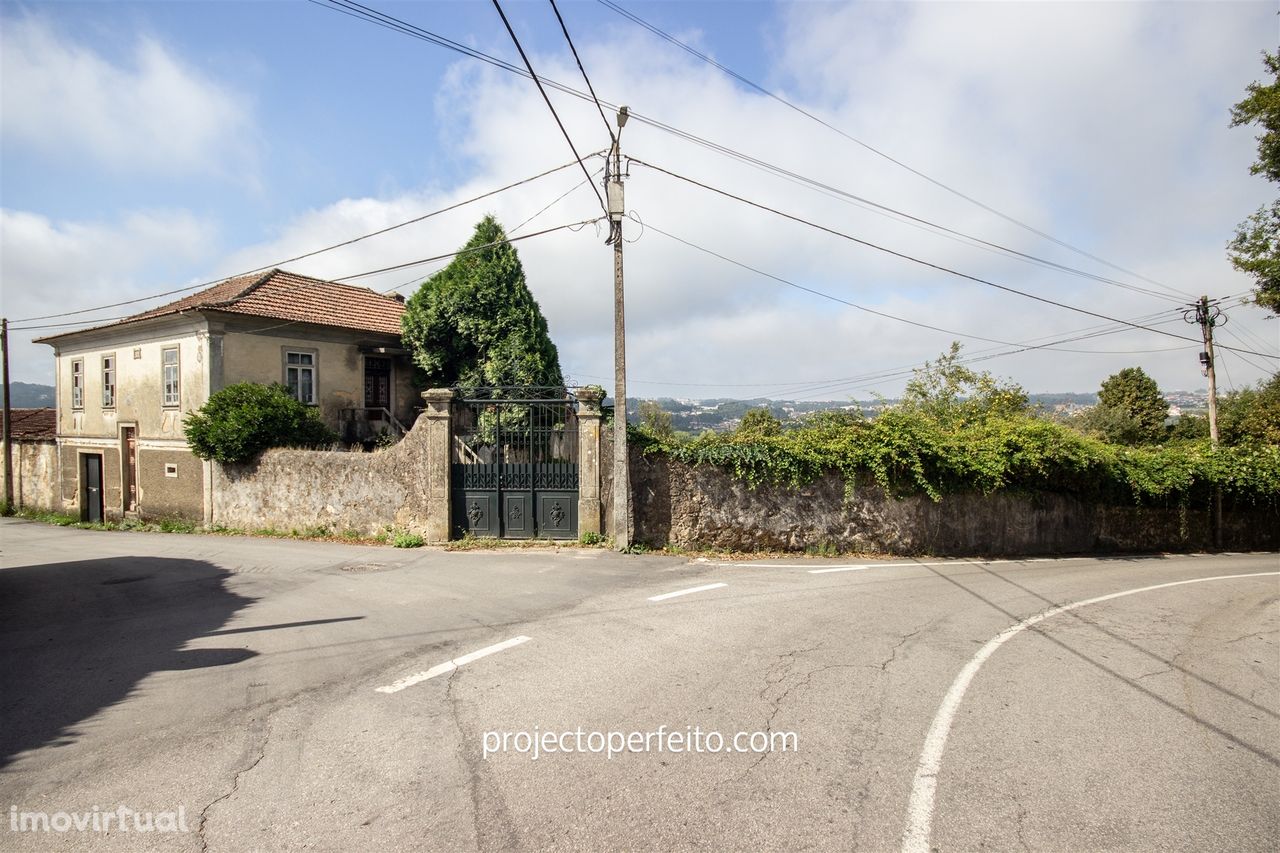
[596,0,1195,300]
[10,157,592,326]
[627,157,1279,360]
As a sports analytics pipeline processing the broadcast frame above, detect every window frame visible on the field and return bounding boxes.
[71,358,84,410]
[161,346,180,408]
[101,353,116,409]
[282,348,318,406]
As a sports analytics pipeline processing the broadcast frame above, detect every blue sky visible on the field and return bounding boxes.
[2,0,1278,398]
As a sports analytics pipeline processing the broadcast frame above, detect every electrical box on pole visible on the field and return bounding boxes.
[607,180,625,222]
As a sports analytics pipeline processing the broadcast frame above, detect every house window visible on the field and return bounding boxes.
[71,359,84,409]
[102,354,116,408]
[162,347,180,407]
[285,351,315,404]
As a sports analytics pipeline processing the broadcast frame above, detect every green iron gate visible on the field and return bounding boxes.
[451,388,579,539]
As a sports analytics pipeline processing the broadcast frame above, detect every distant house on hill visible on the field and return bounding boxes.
[36,269,415,522]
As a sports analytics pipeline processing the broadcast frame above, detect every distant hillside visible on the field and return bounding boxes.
[623,393,1112,434]
[9,382,54,408]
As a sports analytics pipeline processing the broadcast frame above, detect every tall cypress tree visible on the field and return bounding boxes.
[401,215,564,390]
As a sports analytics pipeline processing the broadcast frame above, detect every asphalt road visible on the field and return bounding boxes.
[1,518,1276,852]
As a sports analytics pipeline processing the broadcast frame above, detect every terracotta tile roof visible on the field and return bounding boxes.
[38,269,406,340]
[7,408,55,440]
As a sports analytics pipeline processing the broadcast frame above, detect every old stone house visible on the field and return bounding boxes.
[36,269,415,522]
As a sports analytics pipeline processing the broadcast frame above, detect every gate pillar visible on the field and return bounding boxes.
[576,386,603,537]
[422,388,455,544]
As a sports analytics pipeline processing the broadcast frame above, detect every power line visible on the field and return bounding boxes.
[567,308,1183,396]
[596,0,1196,301]
[12,219,598,333]
[1219,327,1276,375]
[642,217,1188,354]
[10,157,592,326]
[377,170,600,294]
[490,0,609,219]
[549,0,614,142]
[625,120,1187,304]
[627,157,1280,360]
[309,0,1195,305]
[336,219,601,283]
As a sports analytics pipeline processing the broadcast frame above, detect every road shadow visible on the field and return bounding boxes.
[0,557,257,769]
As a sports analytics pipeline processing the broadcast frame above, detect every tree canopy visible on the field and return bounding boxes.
[1229,51,1280,314]
[638,400,675,441]
[898,342,1028,426]
[401,216,563,390]
[1219,372,1280,445]
[1083,366,1168,445]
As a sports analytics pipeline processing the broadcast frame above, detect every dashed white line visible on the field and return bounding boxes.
[375,635,531,694]
[900,571,1280,853]
[648,582,728,602]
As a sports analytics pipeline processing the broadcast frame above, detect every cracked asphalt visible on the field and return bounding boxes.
[1,518,1276,851]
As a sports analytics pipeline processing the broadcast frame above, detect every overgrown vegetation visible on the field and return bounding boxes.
[630,345,1280,509]
[185,382,338,464]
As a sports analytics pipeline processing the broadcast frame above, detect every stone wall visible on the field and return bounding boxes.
[211,408,435,535]
[612,445,1280,556]
[3,440,58,512]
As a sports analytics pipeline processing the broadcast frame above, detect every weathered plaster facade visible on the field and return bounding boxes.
[39,295,412,522]
[4,439,58,511]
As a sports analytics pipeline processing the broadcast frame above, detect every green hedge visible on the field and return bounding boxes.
[631,413,1280,508]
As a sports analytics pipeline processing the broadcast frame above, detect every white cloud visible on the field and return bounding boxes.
[11,2,1276,398]
[0,16,255,175]
[1,208,216,381]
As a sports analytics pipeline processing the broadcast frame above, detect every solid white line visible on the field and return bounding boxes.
[648,582,728,602]
[900,571,1280,853]
[375,636,532,694]
[808,564,880,575]
[724,556,1092,571]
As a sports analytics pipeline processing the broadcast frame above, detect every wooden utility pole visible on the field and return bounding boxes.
[1196,296,1221,444]
[1185,296,1225,548]
[2,317,13,511]
[608,107,631,550]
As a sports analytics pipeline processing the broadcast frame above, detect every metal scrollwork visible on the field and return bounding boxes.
[549,502,565,527]
[467,501,483,527]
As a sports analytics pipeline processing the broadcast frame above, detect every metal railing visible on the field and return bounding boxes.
[338,407,410,444]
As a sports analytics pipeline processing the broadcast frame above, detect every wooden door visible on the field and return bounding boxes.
[122,427,137,512]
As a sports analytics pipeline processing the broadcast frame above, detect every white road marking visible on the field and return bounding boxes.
[900,571,1280,853]
[723,556,1093,572]
[648,582,728,602]
[808,565,885,575]
[375,636,532,694]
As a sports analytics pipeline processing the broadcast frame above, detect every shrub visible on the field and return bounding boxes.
[392,531,425,548]
[185,383,338,464]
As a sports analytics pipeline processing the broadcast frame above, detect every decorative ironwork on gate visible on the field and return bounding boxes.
[451,387,579,539]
